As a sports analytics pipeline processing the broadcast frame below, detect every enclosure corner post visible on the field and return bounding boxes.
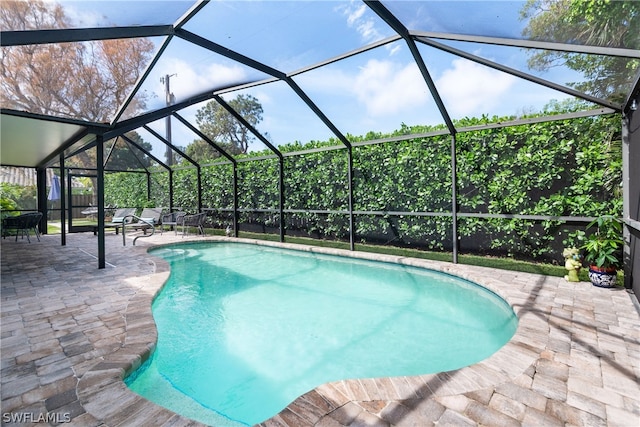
[451,133,459,264]
[622,107,639,291]
[348,146,355,251]
[59,154,66,246]
[169,168,174,212]
[36,167,47,235]
[96,134,106,269]
[233,164,239,238]
[279,157,285,243]
[197,167,202,213]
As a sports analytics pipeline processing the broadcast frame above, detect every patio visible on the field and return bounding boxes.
[1,232,639,426]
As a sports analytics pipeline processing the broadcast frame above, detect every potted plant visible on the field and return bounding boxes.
[581,215,623,287]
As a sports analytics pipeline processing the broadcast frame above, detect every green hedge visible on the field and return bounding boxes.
[104,113,622,262]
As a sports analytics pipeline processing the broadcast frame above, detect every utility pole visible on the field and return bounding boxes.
[161,74,176,165]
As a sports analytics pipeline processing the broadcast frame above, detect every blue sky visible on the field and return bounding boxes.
[60,1,583,160]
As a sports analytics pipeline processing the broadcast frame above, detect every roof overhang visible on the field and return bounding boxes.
[0,112,96,168]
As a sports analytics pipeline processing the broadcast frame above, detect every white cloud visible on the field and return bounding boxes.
[336,1,400,58]
[291,58,430,126]
[153,59,249,101]
[337,1,384,45]
[436,59,516,116]
[56,1,105,27]
[345,3,366,26]
[353,59,428,117]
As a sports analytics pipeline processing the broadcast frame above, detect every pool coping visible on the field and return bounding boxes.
[76,236,552,426]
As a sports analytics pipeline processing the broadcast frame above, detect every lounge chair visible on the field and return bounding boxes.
[129,208,163,234]
[104,208,137,234]
[181,212,207,237]
[2,211,42,242]
[81,205,98,219]
[82,203,114,219]
[160,211,186,235]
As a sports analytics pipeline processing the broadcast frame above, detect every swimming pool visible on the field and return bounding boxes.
[126,242,517,426]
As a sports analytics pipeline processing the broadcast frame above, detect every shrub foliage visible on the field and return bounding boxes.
[104,113,622,262]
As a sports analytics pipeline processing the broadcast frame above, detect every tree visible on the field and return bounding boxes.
[186,94,263,161]
[520,0,639,103]
[105,132,154,171]
[0,0,155,122]
[184,140,219,164]
[1,0,156,202]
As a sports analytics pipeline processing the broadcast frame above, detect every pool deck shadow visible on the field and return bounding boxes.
[1,233,639,426]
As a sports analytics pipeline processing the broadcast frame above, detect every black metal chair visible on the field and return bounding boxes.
[160,211,186,235]
[1,212,43,242]
[181,212,206,237]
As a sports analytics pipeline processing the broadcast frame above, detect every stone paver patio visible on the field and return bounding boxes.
[1,231,639,426]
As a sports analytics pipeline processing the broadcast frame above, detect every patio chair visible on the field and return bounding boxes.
[2,211,42,243]
[181,212,207,237]
[160,211,186,235]
[129,208,163,235]
[2,215,22,240]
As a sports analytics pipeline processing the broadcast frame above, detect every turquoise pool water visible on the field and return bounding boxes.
[126,243,517,426]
